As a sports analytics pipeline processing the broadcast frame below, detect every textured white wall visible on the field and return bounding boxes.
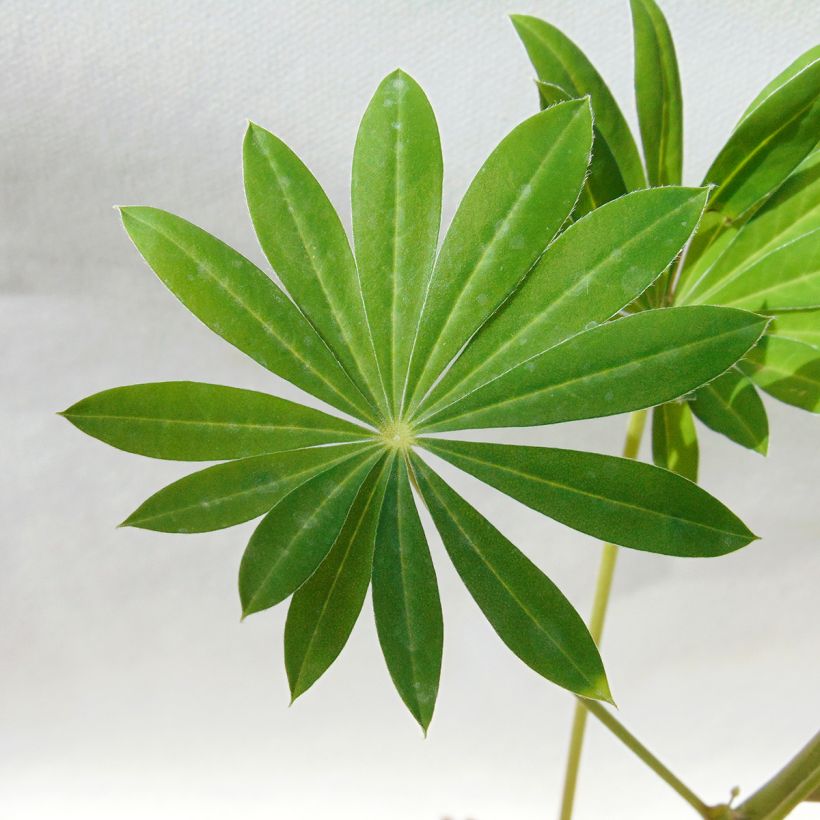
[2,2,819,818]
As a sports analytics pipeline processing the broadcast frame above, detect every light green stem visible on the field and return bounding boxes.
[559,409,647,820]
[583,699,712,818]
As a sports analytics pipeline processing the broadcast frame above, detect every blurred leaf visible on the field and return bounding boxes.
[512,14,646,190]
[536,80,627,216]
[285,454,393,700]
[420,187,708,419]
[422,438,754,557]
[419,307,768,432]
[243,124,387,418]
[630,0,683,185]
[61,381,369,461]
[120,207,376,423]
[352,70,442,415]
[404,99,592,413]
[689,368,768,454]
[769,309,820,349]
[652,401,699,481]
[239,453,381,617]
[372,457,442,731]
[121,443,374,533]
[741,335,820,412]
[412,454,610,700]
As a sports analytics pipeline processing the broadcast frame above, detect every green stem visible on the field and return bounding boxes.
[583,699,712,818]
[735,730,820,819]
[558,409,647,820]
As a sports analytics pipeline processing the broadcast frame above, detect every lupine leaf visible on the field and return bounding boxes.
[419,307,768,433]
[741,335,820,412]
[403,99,592,413]
[630,0,683,186]
[60,381,369,461]
[372,457,442,732]
[703,56,820,221]
[352,70,442,416]
[679,148,820,304]
[243,124,388,419]
[239,453,381,617]
[419,187,708,419]
[511,14,646,191]
[689,368,769,454]
[769,309,820,349]
[285,454,393,700]
[536,81,627,216]
[121,442,375,533]
[651,401,699,481]
[411,454,610,700]
[120,207,376,423]
[421,438,754,557]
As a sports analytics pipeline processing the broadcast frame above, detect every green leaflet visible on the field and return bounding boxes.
[411,454,610,700]
[60,381,370,461]
[243,124,387,419]
[239,453,381,616]
[511,14,646,191]
[769,310,820,349]
[703,55,820,221]
[419,306,768,433]
[121,442,375,533]
[694,228,820,312]
[651,401,699,481]
[372,457,442,732]
[630,0,683,186]
[285,454,393,700]
[403,99,593,414]
[680,148,820,305]
[352,70,442,416]
[689,368,769,454]
[421,438,753,558]
[536,81,627,216]
[741,335,820,412]
[120,207,376,424]
[419,187,708,420]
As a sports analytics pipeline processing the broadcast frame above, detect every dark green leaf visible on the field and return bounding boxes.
[352,70,442,415]
[403,99,592,414]
[741,335,820,412]
[511,14,646,191]
[121,442,375,533]
[421,438,754,558]
[372,457,442,732]
[60,381,369,461]
[419,187,708,420]
[411,453,609,700]
[630,0,683,185]
[419,307,768,433]
[119,207,376,423]
[689,368,769,454]
[239,454,381,617]
[285,454,393,700]
[652,401,699,481]
[243,124,388,418]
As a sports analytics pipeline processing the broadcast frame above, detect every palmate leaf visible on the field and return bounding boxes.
[420,186,709,419]
[411,453,610,701]
[511,14,646,192]
[421,439,752,558]
[352,70,442,416]
[651,401,699,482]
[418,306,768,433]
[60,381,369,460]
[630,0,683,186]
[243,123,388,420]
[403,98,593,414]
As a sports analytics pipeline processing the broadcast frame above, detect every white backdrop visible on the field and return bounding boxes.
[2,1,819,818]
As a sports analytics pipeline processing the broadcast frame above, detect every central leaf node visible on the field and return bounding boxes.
[379,419,415,451]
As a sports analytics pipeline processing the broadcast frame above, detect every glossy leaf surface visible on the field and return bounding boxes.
[422,438,754,557]
[372,457,442,731]
[412,454,609,700]
[61,381,369,461]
